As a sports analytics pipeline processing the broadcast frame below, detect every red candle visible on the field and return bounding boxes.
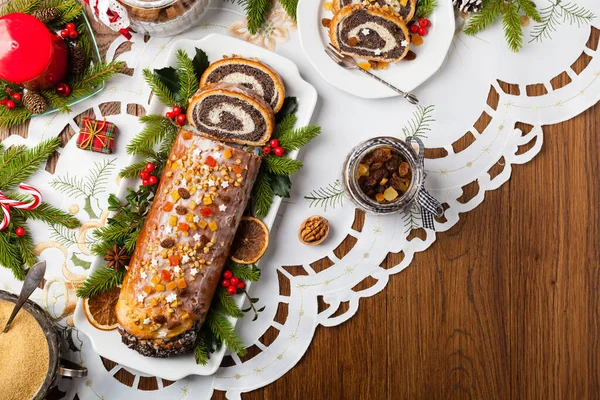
[0,13,68,91]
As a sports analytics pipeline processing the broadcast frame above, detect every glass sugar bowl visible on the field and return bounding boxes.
[118,0,210,36]
[343,136,425,215]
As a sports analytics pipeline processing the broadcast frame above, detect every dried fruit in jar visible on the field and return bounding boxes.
[357,147,412,204]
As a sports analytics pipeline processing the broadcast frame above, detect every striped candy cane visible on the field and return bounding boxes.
[0,184,42,231]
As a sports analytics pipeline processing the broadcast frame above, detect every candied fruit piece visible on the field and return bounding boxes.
[169,215,178,226]
[188,200,197,210]
[357,163,369,178]
[198,220,208,229]
[181,312,190,321]
[358,62,371,71]
[169,255,180,266]
[412,35,423,46]
[375,193,385,202]
[203,196,212,205]
[380,178,388,185]
[205,155,216,167]
[143,285,153,295]
[177,278,187,289]
[232,165,243,174]
[223,149,232,159]
[186,213,194,222]
[209,221,218,231]
[348,37,359,47]
[324,1,333,10]
[200,208,212,217]
[162,202,174,212]
[170,190,181,202]
[155,284,165,292]
[378,62,388,70]
[160,269,171,282]
[171,161,179,171]
[322,18,331,28]
[384,187,399,202]
[151,275,161,285]
[182,131,193,140]
[178,222,189,232]
[149,298,158,307]
[166,281,177,291]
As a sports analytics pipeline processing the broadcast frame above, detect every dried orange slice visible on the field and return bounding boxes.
[83,286,120,331]
[230,217,269,264]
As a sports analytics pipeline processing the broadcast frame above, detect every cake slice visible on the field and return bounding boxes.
[200,57,286,113]
[329,4,411,63]
[332,0,417,22]
[186,82,275,146]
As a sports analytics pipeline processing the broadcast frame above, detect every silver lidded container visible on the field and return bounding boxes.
[118,0,210,36]
[343,136,425,215]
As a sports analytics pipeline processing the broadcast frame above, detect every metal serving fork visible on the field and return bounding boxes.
[325,44,419,105]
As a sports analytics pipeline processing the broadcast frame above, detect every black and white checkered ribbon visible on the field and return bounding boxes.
[406,137,444,230]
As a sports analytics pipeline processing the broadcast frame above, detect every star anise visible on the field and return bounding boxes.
[104,244,130,270]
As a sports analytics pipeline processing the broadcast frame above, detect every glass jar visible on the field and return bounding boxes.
[342,136,424,215]
[118,0,209,36]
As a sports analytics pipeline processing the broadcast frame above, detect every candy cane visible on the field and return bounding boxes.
[0,183,42,231]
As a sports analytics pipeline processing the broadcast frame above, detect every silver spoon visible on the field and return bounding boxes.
[2,261,46,333]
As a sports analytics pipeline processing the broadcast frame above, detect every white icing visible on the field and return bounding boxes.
[222,73,265,97]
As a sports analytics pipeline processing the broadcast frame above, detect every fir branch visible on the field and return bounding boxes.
[273,114,297,139]
[304,179,345,211]
[15,231,36,268]
[216,287,244,318]
[263,156,303,176]
[0,231,26,280]
[516,0,541,22]
[0,137,59,189]
[158,127,178,155]
[49,223,79,247]
[126,115,178,155]
[228,263,261,282]
[531,0,595,42]
[559,1,595,26]
[252,170,273,219]
[176,50,199,105]
[0,145,26,172]
[416,0,438,19]
[194,335,209,366]
[120,160,149,179]
[279,125,321,152]
[0,107,33,130]
[403,205,422,233]
[52,0,83,25]
[245,0,272,35]
[74,61,123,90]
[85,158,116,198]
[76,266,125,298]
[207,312,247,356]
[464,0,504,35]
[51,174,88,198]
[503,1,523,52]
[143,69,179,107]
[12,202,80,229]
[402,105,435,138]
[279,0,298,20]
[0,0,42,16]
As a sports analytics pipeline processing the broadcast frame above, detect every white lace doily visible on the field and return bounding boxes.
[0,1,598,399]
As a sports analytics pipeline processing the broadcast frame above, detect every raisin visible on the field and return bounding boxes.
[221,196,231,204]
[321,18,331,28]
[362,176,377,190]
[371,168,389,183]
[175,205,187,215]
[153,315,166,324]
[385,155,401,172]
[160,238,175,248]
[404,50,417,61]
[398,162,410,177]
[167,320,182,330]
[370,162,383,172]
[178,188,191,199]
[371,148,390,163]
[375,185,386,194]
[390,173,409,192]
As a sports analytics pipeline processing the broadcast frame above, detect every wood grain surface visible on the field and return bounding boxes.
[3,10,600,400]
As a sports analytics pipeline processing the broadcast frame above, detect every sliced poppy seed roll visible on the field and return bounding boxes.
[187,82,275,146]
[200,57,286,113]
[332,0,417,22]
[329,4,411,63]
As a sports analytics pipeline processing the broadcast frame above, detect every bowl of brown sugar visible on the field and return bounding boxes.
[0,290,87,400]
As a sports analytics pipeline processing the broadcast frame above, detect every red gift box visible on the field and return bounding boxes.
[76,118,117,154]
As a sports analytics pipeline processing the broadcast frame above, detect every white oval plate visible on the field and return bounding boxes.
[73,34,318,381]
[297,0,456,99]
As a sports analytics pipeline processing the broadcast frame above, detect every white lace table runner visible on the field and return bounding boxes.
[1,1,599,398]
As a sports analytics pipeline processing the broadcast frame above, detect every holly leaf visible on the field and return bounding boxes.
[275,97,298,123]
[271,174,291,198]
[192,48,210,81]
[153,67,180,96]
[71,253,91,270]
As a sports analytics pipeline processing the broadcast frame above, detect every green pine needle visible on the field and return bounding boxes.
[245,0,272,35]
[279,125,321,152]
[273,114,298,138]
[516,0,541,22]
[0,232,26,280]
[77,267,126,298]
[207,312,247,356]
[279,0,298,20]
[228,263,261,282]
[0,137,60,189]
[403,105,435,138]
[416,0,438,19]
[12,202,80,229]
[0,107,32,130]
[216,287,244,318]
[503,1,524,52]
[120,160,150,179]
[143,69,179,107]
[252,170,274,219]
[15,231,37,268]
[263,156,303,176]
[194,335,209,366]
[530,0,595,42]
[304,179,345,211]
[126,115,178,155]
[464,0,504,35]
[176,50,199,104]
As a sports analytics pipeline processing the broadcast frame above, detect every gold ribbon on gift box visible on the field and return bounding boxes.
[79,118,111,150]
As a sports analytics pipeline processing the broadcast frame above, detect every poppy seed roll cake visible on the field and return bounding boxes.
[200,57,285,113]
[333,0,417,22]
[329,4,411,62]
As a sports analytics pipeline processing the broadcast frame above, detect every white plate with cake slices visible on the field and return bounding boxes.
[297,0,456,99]
[73,34,318,380]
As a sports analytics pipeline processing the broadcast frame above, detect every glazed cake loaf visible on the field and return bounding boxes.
[200,57,286,113]
[115,129,261,357]
[333,0,417,22]
[329,4,411,63]
[186,82,275,146]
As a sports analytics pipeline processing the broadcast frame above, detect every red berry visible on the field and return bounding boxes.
[69,30,78,39]
[227,285,237,296]
[166,111,174,119]
[140,171,150,180]
[273,147,284,157]
[60,29,69,38]
[410,24,419,33]
[419,18,428,28]
[0,99,7,105]
[418,27,428,36]
[222,279,231,287]
[269,139,279,148]
[176,114,186,126]
[236,281,245,290]
[145,162,155,172]
[56,83,71,97]
[223,270,233,279]
[148,176,158,185]
[262,146,271,155]
[66,23,76,31]
[141,179,150,186]
[5,100,15,110]
[426,19,432,27]
[172,106,182,115]
[15,227,25,237]
[11,93,21,101]
[230,276,240,286]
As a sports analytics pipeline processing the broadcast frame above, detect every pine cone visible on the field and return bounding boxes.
[453,0,483,13]
[22,92,47,114]
[69,46,86,76]
[31,7,60,24]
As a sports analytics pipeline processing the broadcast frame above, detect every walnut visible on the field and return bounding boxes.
[298,216,330,246]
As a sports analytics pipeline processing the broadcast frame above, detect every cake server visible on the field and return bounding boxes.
[2,260,46,333]
[325,44,419,105]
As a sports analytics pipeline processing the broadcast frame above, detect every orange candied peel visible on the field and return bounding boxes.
[169,255,180,266]
[412,35,423,46]
[358,62,371,71]
[162,201,174,212]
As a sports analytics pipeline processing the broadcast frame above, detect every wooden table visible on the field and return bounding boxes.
[3,14,599,400]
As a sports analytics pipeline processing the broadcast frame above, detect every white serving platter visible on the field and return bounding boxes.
[73,34,318,381]
[297,0,456,99]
